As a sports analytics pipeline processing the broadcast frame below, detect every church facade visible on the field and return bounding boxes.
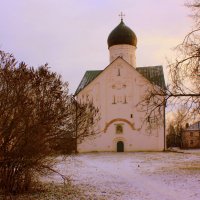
[75,19,165,152]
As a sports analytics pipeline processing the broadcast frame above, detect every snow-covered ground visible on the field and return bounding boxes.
[45,151,200,200]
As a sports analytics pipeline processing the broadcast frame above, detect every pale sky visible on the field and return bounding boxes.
[0,0,192,93]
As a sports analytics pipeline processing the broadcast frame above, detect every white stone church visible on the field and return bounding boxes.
[75,18,165,152]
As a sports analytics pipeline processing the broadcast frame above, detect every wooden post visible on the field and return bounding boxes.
[72,95,78,153]
[163,98,167,151]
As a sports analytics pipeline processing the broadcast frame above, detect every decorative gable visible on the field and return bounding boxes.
[75,62,166,95]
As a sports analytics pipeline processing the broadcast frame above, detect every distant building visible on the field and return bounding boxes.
[75,18,165,152]
[182,121,200,148]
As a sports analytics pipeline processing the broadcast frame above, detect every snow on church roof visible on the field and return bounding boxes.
[74,65,166,95]
[185,121,200,131]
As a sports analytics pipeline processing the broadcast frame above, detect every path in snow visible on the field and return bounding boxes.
[49,152,200,200]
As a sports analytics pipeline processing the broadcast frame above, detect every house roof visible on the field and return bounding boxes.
[185,121,200,131]
[74,65,166,95]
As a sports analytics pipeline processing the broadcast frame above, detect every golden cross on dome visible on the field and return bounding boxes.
[119,12,125,21]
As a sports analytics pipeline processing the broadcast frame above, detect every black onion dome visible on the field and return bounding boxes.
[107,20,137,48]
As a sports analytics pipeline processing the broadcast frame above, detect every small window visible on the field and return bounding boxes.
[112,95,116,104]
[190,140,193,145]
[124,96,127,104]
[118,69,120,76]
[116,124,123,134]
[130,114,133,118]
[190,132,193,137]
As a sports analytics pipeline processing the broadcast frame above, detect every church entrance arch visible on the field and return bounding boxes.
[117,141,124,152]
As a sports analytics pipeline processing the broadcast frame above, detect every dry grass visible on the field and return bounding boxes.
[0,182,108,200]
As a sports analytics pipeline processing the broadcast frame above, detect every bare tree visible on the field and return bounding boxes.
[138,0,200,129]
[167,0,200,116]
[69,96,100,152]
[52,96,99,154]
[166,107,190,148]
[0,50,99,194]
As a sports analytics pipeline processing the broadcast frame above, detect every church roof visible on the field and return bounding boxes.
[75,70,102,95]
[136,66,166,89]
[107,20,137,48]
[74,65,166,95]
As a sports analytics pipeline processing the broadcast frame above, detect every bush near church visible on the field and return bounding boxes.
[0,50,98,195]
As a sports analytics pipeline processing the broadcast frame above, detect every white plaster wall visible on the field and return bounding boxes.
[77,58,164,152]
[109,44,136,67]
